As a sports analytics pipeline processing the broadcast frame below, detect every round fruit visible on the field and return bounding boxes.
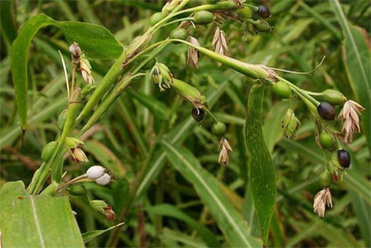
[169,28,188,42]
[68,185,87,196]
[41,141,58,162]
[319,131,333,149]
[193,10,215,24]
[253,20,272,33]
[237,7,252,19]
[257,5,271,18]
[317,101,336,120]
[319,170,332,188]
[149,12,166,26]
[212,122,227,137]
[322,89,346,105]
[191,108,205,122]
[337,149,351,168]
[273,81,292,98]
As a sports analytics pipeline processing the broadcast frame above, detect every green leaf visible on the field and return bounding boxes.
[244,84,276,243]
[146,204,220,247]
[10,13,122,129]
[0,181,84,247]
[330,0,371,153]
[162,141,262,248]
[82,223,124,244]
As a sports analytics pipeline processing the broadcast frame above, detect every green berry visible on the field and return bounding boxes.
[212,122,227,137]
[319,170,332,188]
[68,185,87,196]
[41,141,58,162]
[320,131,334,149]
[317,102,336,120]
[322,89,346,105]
[193,10,215,25]
[169,28,188,42]
[191,108,205,122]
[272,81,292,98]
[149,12,166,26]
[253,20,272,33]
[237,7,252,19]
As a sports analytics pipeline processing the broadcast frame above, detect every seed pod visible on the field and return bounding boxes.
[237,7,252,19]
[257,5,271,19]
[149,12,166,26]
[193,10,215,25]
[253,20,272,33]
[41,141,58,162]
[320,131,334,149]
[337,149,351,168]
[86,165,106,179]
[319,170,332,188]
[272,81,292,98]
[68,185,87,196]
[317,101,336,120]
[322,89,346,105]
[172,79,207,108]
[212,122,227,137]
[191,108,205,122]
[169,28,188,42]
[57,109,68,130]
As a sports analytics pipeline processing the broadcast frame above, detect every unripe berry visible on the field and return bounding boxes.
[317,102,336,120]
[169,28,188,42]
[319,131,334,149]
[191,108,205,122]
[273,81,292,98]
[149,12,166,26]
[68,185,87,196]
[212,122,227,137]
[337,149,351,168]
[237,7,252,19]
[322,89,346,105]
[253,20,272,33]
[319,170,332,188]
[193,10,215,24]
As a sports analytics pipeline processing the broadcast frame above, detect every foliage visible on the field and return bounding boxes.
[0,0,370,247]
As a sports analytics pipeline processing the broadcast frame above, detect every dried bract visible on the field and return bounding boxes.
[313,188,333,218]
[187,36,200,68]
[338,100,365,143]
[218,138,233,165]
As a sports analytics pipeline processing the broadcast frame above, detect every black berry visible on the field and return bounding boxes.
[257,5,270,19]
[337,149,351,168]
[317,101,336,120]
[191,108,205,122]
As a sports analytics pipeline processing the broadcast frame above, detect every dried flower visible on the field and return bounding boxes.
[187,36,200,68]
[151,63,173,91]
[212,27,228,56]
[313,188,333,218]
[71,147,89,163]
[338,100,365,143]
[69,42,81,64]
[218,138,233,165]
[80,57,95,84]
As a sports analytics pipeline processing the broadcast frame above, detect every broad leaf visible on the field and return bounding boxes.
[244,84,276,243]
[162,141,262,248]
[0,181,84,247]
[11,13,123,129]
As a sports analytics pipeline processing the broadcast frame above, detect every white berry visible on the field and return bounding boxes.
[95,173,111,185]
[86,165,105,179]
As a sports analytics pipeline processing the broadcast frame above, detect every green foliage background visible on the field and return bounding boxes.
[1,0,370,247]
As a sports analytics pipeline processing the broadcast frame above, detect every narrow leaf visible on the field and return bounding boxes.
[244,84,276,243]
[162,141,262,248]
[82,223,124,244]
[0,181,84,247]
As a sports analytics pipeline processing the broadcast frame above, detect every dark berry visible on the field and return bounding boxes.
[257,5,270,19]
[337,149,351,168]
[317,101,336,120]
[191,108,205,122]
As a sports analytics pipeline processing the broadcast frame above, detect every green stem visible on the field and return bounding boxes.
[203,107,218,123]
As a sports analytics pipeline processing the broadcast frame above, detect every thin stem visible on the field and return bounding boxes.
[203,107,218,123]
[58,51,70,100]
[163,17,194,27]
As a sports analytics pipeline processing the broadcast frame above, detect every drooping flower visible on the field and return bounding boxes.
[338,100,365,143]
[187,36,200,68]
[212,27,228,56]
[71,147,89,163]
[218,138,233,165]
[313,188,333,218]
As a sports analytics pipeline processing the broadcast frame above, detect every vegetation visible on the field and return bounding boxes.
[0,0,370,247]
